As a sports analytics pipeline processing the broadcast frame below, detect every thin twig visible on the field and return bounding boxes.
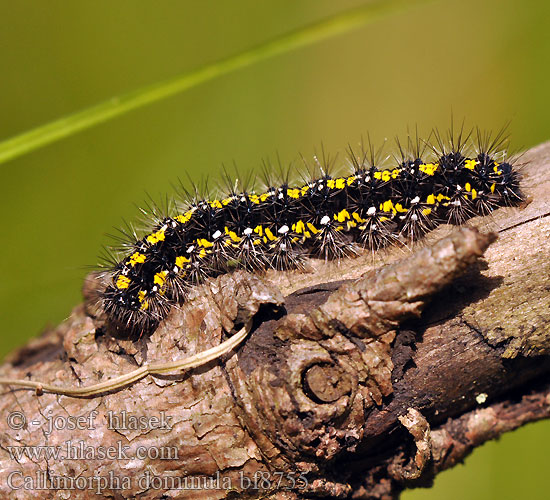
[0,321,252,397]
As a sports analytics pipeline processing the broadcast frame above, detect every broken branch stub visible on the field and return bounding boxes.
[226,228,495,472]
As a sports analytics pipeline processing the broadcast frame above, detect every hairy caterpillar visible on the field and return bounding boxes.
[96,128,522,338]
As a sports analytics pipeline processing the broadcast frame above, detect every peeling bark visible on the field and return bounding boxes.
[0,142,549,499]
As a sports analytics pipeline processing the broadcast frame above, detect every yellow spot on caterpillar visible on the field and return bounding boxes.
[287,188,301,199]
[426,194,436,205]
[301,185,310,196]
[352,212,365,223]
[381,200,394,214]
[395,203,407,213]
[128,252,146,267]
[307,222,319,234]
[198,248,208,258]
[222,197,233,205]
[347,175,356,186]
[175,211,194,224]
[437,194,450,202]
[175,256,190,268]
[140,299,149,311]
[335,178,346,190]
[327,179,336,189]
[374,171,382,180]
[293,220,306,234]
[419,163,438,176]
[493,165,502,175]
[422,207,432,216]
[197,238,213,248]
[392,169,400,179]
[334,209,350,223]
[147,230,166,244]
[265,227,277,241]
[138,290,147,302]
[210,200,223,209]
[465,183,472,192]
[116,275,131,289]
[154,271,168,286]
[260,192,270,202]
[490,183,496,193]
[254,225,263,236]
[381,170,391,182]
[464,159,478,170]
[471,189,478,200]
[225,227,241,243]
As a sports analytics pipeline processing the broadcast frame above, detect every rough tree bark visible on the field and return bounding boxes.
[0,142,549,500]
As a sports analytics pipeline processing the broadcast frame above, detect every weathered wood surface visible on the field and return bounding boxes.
[0,142,549,499]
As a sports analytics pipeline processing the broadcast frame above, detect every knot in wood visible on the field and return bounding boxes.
[303,362,352,403]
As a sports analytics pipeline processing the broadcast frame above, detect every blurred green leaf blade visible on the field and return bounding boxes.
[0,0,434,166]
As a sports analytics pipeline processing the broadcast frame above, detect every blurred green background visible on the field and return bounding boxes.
[0,0,548,498]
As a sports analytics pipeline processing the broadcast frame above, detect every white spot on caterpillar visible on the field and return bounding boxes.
[321,215,331,225]
[367,206,376,216]
[411,213,418,221]
[212,230,222,239]
[476,393,488,404]
[278,225,289,234]
[187,245,195,253]
[411,196,420,204]
[244,227,253,235]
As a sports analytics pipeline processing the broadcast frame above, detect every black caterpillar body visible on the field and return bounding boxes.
[99,132,523,337]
